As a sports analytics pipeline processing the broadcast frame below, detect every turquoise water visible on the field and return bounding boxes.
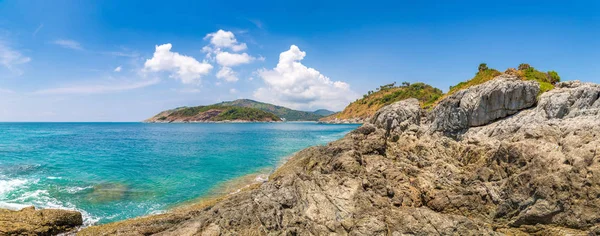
[0,122,358,225]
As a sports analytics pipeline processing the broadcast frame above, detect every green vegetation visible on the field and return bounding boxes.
[215,106,280,121]
[322,81,443,120]
[216,99,323,121]
[440,63,561,103]
[312,109,336,116]
[164,105,280,121]
[447,68,502,98]
[518,65,561,95]
[478,63,488,72]
[360,82,443,108]
[323,63,562,122]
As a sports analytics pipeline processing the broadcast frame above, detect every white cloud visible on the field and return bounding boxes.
[248,77,254,81]
[204,30,247,52]
[32,78,159,95]
[254,45,358,110]
[52,39,83,50]
[202,30,261,83]
[143,43,213,84]
[229,88,238,94]
[216,67,238,82]
[215,51,254,67]
[0,41,31,74]
[114,66,122,72]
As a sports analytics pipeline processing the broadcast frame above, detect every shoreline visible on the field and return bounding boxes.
[1,125,356,233]
[162,151,299,214]
[77,148,305,232]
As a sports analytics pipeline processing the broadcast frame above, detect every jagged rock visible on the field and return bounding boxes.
[79,75,600,235]
[370,98,422,135]
[430,75,539,133]
[0,206,83,235]
[319,117,366,124]
[538,80,600,119]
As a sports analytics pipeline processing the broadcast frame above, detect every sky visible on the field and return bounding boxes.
[0,0,598,121]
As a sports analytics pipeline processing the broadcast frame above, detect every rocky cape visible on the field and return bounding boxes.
[145,105,281,123]
[70,74,600,235]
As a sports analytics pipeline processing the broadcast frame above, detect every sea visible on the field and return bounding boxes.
[0,122,359,225]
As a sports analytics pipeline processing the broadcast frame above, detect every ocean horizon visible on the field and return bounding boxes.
[0,122,359,225]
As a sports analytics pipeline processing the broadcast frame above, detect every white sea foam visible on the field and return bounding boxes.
[0,177,98,226]
[64,186,92,194]
[0,178,28,196]
[255,174,269,183]
[46,176,62,180]
[0,202,32,210]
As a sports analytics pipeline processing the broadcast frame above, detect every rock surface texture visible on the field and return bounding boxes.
[79,75,600,235]
[430,75,539,134]
[0,206,83,235]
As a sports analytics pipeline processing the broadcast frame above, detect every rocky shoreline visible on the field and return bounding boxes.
[73,75,600,235]
[0,206,83,235]
[318,117,366,124]
[7,74,600,235]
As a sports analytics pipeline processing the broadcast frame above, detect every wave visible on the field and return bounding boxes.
[64,186,93,194]
[0,177,99,226]
[0,178,28,196]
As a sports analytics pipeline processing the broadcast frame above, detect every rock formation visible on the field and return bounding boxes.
[430,75,539,134]
[80,74,600,235]
[0,206,83,235]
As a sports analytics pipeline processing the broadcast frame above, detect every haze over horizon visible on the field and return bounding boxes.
[0,0,598,121]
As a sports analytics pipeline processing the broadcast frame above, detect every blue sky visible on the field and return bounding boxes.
[0,0,598,121]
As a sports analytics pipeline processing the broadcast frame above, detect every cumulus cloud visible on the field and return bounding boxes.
[143,43,213,84]
[215,51,254,67]
[216,67,238,82]
[0,41,31,74]
[204,30,247,52]
[203,30,261,83]
[114,66,122,72]
[229,88,238,94]
[254,45,358,110]
[52,39,83,50]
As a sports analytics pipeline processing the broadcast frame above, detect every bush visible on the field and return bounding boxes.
[518,63,531,70]
[547,71,560,84]
[478,63,488,72]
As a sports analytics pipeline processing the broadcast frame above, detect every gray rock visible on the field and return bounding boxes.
[370,98,422,135]
[430,75,539,133]
[538,80,600,119]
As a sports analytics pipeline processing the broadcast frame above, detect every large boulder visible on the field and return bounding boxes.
[430,75,539,134]
[0,206,83,235]
[369,98,422,135]
[537,80,600,119]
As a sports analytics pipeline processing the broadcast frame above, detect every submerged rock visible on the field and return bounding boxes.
[88,183,129,203]
[80,74,600,235]
[0,206,83,235]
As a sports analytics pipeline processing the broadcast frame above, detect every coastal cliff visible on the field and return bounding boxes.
[79,74,600,235]
[320,64,560,124]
